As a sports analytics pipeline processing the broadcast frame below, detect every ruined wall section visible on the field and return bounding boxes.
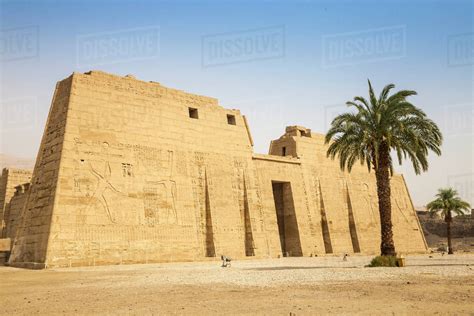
[9,77,73,268]
[3,183,30,243]
[0,169,32,238]
[0,170,7,236]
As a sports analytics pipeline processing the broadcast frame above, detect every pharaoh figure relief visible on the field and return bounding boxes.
[73,140,139,225]
[73,139,179,226]
[140,149,178,226]
[361,182,378,226]
[392,179,413,226]
[83,142,130,224]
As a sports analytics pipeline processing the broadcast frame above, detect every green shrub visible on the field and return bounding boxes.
[367,255,398,267]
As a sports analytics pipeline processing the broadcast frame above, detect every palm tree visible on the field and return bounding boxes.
[426,188,470,254]
[325,80,443,256]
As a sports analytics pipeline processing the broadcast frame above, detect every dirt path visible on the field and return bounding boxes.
[1,255,473,315]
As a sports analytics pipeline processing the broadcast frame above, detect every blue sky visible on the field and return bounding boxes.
[0,0,472,206]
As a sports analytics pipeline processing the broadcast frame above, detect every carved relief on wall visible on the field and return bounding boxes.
[133,145,161,171]
[86,158,128,223]
[361,182,378,226]
[232,158,247,225]
[301,172,317,238]
[72,140,136,225]
[72,139,179,227]
[391,179,413,226]
[175,150,188,176]
[140,149,178,225]
[143,180,177,225]
[191,158,207,254]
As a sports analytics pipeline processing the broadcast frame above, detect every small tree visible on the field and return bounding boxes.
[426,188,471,254]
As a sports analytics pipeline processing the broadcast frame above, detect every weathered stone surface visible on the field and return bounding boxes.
[0,168,32,238]
[6,71,427,268]
[3,183,30,244]
[0,238,10,251]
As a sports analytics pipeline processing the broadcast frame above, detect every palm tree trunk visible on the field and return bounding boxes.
[446,215,453,254]
[374,144,396,256]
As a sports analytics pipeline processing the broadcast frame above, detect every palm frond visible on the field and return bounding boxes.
[325,80,443,178]
[427,188,471,219]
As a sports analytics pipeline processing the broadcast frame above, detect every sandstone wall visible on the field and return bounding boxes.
[9,77,72,268]
[3,183,30,243]
[267,127,427,255]
[0,168,32,238]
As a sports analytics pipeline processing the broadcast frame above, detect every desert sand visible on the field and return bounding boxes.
[1,254,473,315]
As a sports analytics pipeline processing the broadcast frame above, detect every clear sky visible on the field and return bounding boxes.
[0,0,472,206]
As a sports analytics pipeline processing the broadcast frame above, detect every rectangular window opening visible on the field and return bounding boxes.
[189,107,199,119]
[227,114,236,125]
[282,146,286,156]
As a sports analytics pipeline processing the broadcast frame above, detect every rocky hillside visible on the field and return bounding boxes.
[417,211,474,252]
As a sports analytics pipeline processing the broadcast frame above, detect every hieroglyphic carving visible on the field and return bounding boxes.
[121,163,134,177]
[141,149,178,225]
[143,180,177,225]
[242,173,255,256]
[130,145,159,174]
[191,166,205,254]
[73,177,94,195]
[318,178,333,254]
[231,158,256,255]
[392,180,412,225]
[300,170,319,250]
[204,168,216,257]
[361,182,378,225]
[72,139,180,226]
[232,158,246,233]
[175,150,188,176]
[191,151,210,255]
[143,185,159,226]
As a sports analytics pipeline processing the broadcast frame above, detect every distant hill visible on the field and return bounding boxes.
[417,211,474,252]
[0,153,35,171]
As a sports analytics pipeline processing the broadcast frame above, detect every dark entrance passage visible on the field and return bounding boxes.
[271,181,302,256]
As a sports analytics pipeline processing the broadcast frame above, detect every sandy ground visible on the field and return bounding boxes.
[1,254,473,315]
